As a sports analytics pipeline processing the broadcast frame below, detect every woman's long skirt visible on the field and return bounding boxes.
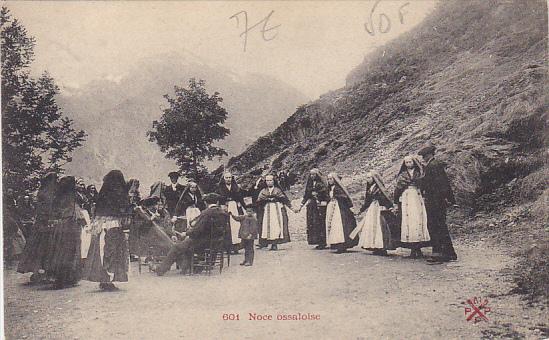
[83,217,129,283]
[352,201,395,250]
[400,187,430,247]
[48,219,82,284]
[260,202,290,244]
[306,201,327,245]
[17,222,53,274]
[227,201,242,245]
[326,200,345,246]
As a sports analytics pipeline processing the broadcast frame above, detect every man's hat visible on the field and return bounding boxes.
[418,143,436,156]
[203,192,222,204]
[168,171,180,179]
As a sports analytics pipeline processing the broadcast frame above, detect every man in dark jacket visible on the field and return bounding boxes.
[156,193,229,275]
[164,171,185,216]
[418,143,458,263]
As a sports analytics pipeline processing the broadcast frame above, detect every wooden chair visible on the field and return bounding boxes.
[189,225,230,275]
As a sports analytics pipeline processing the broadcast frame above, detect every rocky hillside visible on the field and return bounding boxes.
[59,51,308,188]
[228,0,547,215]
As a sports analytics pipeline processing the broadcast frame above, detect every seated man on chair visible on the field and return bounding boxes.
[155,193,230,276]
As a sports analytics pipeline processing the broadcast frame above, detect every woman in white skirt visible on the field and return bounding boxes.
[325,173,358,254]
[394,155,429,258]
[351,171,395,256]
[217,172,246,254]
[256,174,295,250]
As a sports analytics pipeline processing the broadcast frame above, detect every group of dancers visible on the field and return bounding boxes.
[12,141,457,290]
[301,143,458,263]
[12,168,297,289]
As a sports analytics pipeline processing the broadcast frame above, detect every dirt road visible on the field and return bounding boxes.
[4,209,548,339]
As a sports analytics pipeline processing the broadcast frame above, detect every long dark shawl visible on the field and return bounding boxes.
[95,170,129,217]
[394,157,424,204]
[175,182,205,215]
[47,176,82,282]
[360,172,393,213]
[256,186,291,244]
[301,170,329,205]
[327,178,358,247]
[16,173,58,273]
[216,176,245,207]
[51,176,77,219]
[34,172,58,225]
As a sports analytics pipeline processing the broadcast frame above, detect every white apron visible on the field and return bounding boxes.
[79,208,92,258]
[227,201,242,244]
[400,186,430,243]
[352,201,384,249]
[325,198,345,246]
[261,202,284,240]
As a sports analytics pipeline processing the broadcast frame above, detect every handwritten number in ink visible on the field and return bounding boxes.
[364,0,409,36]
[229,10,281,52]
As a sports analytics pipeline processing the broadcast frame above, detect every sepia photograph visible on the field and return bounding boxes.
[1,1,547,339]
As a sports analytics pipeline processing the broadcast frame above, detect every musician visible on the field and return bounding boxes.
[131,195,175,259]
[156,193,229,276]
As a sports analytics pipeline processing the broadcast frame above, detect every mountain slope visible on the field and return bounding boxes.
[58,51,308,188]
[228,0,547,212]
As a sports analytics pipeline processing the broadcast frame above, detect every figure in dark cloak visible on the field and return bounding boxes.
[164,171,185,216]
[17,173,58,282]
[298,169,329,249]
[83,170,130,291]
[216,172,245,253]
[417,144,458,263]
[47,176,87,289]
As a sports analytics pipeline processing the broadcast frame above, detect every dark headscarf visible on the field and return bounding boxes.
[35,172,58,223]
[51,176,77,219]
[365,170,392,204]
[127,179,141,205]
[95,170,129,217]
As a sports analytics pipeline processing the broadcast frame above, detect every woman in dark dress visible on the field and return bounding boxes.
[17,172,58,282]
[217,172,246,253]
[86,184,98,218]
[325,172,358,253]
[298,169,329,249]
[174,181,205,222]
[47,176,86,289]
[83,170,130,291]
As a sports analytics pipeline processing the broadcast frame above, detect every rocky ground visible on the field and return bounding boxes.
[4,202,548,339]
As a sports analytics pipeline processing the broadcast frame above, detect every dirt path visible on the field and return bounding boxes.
[4,208,548,339]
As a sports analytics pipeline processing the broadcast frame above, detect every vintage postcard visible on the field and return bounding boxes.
[2,1,547,339]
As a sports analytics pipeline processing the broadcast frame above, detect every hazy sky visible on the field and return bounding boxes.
[6,1,437,99]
